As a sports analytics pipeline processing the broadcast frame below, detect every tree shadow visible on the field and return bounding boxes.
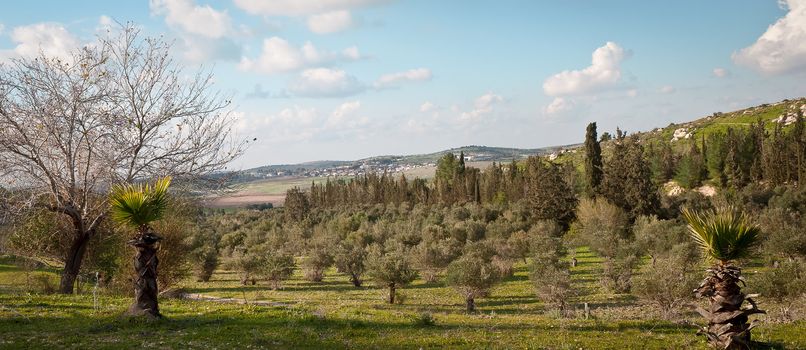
[750,341,787,350]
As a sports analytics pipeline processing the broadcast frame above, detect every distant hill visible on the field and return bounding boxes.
[224,97,806,184]
[234,144,580,182]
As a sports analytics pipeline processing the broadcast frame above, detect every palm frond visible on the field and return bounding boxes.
[109,176,172,230]
[682,206,761,263]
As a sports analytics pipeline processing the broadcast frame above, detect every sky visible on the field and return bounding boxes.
[1,0,805,168]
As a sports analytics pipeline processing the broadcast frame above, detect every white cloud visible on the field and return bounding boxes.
[712,67,731,78]
[659,85,676,94]
[239,37,359,74]
[374,68,432,88]
[150,0,232,39]
[420,101,435,112]
[626,89,638,98]
[307,10,353,34]
[342,46,361,60]
[460,92,503,121]
[181,35,241,63]
[0,23,5,36]
[545,97,575,115]
[96,15,115,34]
[289,68,365,97]
[148,0,243,63]
[242,106,320,143]
[732,0,806,74]
[233,0,385,16]
[239,101,372,144]
[543,42,629,97]
[4,23,80,62]
[329,100,362,125]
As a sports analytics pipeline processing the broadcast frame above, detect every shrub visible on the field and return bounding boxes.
[230,250,264,285]
[151,213,193,292]
[262,252,296,290]
[571,198,630,257]
[194,245,219,282]
[187,226,221,282]
[302,244,333,283]
[633,215,689,264]
[528,225,574,315]
[751,259,806,304]
[413,312,436,327]
[412,235,461,283]
[334,231,369,287]
[601,255,638,293]
[757,207,806,262]
[491,255,514,278]
[531,263,574,315]
[633,253,700,319]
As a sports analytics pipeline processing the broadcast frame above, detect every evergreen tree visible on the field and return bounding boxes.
[649,142,677,185]
[458,151,466,173]
[675,141,705,189]
[526,157,578,228]
[584,122,603,197]
[602,131,659,218]
[749,119,766,182]
[705,132,728,187]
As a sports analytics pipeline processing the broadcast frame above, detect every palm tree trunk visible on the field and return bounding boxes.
[694,264,764,349]
[127,233,162,318]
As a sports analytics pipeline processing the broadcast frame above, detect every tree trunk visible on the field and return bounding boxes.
[350,273,362,287]
[466,297,475,312]
[59,232,91,294]
[127,233,163,318]
[694,264,765,349]
[388,282,396,304]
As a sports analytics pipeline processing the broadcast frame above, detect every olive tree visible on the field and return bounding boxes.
[528,223,575,315]
[0,25,245,293]
[364,241,418,304]
[446,244,501,312]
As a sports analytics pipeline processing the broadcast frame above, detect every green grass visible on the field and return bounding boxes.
[236,177,337,196]
[1,250,804,349]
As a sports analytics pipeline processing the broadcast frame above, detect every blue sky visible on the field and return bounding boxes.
[1,1,805,168]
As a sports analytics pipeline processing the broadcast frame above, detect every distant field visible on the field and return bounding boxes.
[207,162,494,208]
[205,177,333,208]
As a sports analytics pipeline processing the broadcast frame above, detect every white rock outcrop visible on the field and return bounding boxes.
[671,128,692,142]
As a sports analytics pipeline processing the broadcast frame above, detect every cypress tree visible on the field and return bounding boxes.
[458,151,466,174]
[602,132,659,219]
[795,113,806,184]
[749,119,765,182]
[584,122,603,197]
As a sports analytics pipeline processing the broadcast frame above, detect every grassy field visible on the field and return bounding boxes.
[1,250,804,349]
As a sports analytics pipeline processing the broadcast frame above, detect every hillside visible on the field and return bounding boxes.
[234,144,578,182]
[639,97,805,145]
[553,97,806,165]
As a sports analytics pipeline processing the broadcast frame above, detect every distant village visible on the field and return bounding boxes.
[239,148,577,181]
[245,161,438,179]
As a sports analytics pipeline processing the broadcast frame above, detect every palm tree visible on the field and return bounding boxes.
[682,207,765,349]
[109,177,171,318]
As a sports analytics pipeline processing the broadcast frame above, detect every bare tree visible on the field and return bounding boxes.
[0,24,246,294]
